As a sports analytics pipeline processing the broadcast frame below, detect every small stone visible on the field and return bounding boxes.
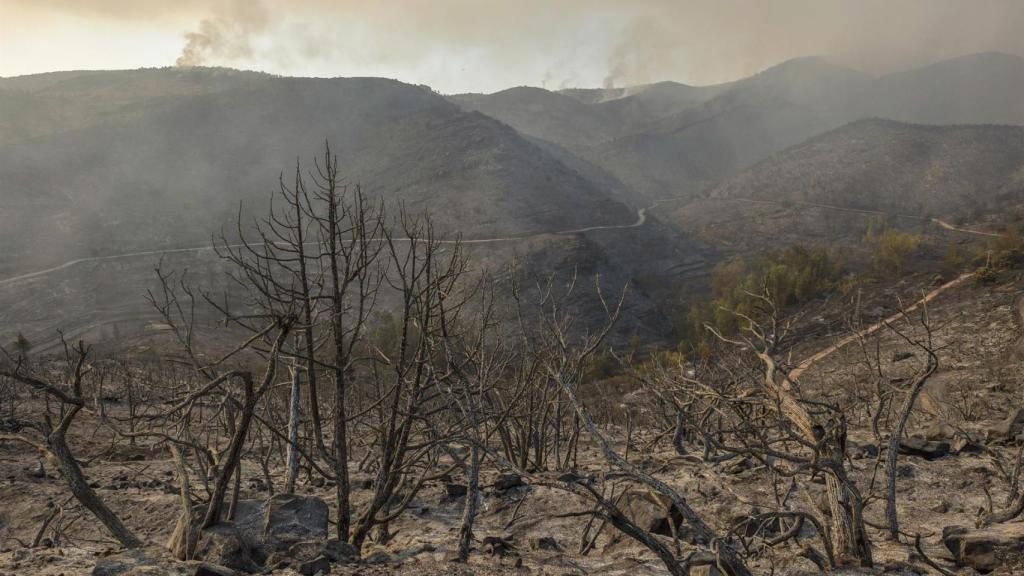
[531,536,559,551]
[899,436,950,460]
[618,490,687,538]
[481,535,515,557]
[445,483,468,498]
[492,474,524,492]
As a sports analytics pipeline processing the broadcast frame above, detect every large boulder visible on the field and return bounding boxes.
[195,523,264,573]
[230,500,266,550]
[263,494,328,552]
[943,523,1024,572]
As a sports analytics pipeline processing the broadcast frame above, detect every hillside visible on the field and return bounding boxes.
[0,68,719,352]
[449,86,620,147]
[709,119,1024,217]
[586,58,877,199]
[449,80,729,151]
[0,67,273,144]
[458,53,1024,203]
[0,71,638,275]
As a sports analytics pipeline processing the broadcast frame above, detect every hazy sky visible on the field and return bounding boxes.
[2,0,1023,93]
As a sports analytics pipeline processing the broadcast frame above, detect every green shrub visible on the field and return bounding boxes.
[676,244,842,348]
[864,217,920,275]
[974,265,998,285]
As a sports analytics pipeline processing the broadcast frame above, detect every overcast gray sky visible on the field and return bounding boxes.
[2,0,1023,93]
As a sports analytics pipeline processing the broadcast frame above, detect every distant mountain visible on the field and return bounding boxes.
[589,58,875,199]
[588,81,732,133]
[450,80,730,149]
[456,53,1024,203]
[0,70,637,273]
[450,86,619,147]
[873,52,1024,125]
[5,55,1024,348]
[710,118,1024,217]
[557,87,625,104]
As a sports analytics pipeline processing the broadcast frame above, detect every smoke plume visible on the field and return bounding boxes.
[175,0,270,68]
[5,0,1024,93]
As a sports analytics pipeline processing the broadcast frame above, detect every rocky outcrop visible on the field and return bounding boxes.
[263,494,329,552]
[194,523,263,574]
[183,495,337,574]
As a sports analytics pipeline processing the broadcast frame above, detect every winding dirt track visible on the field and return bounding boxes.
[734,197,999,237]
[0,195,1000,364]
[4,196,996,289]
[0,205,655,288]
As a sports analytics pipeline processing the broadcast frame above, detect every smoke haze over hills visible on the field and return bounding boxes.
[4,0,1024,93]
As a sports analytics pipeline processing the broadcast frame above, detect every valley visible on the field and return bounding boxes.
[4,29,1024,576]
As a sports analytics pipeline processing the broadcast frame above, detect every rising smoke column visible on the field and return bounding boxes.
[176,0,270,67]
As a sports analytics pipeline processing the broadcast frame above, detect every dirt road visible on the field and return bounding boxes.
[0,204,656,288]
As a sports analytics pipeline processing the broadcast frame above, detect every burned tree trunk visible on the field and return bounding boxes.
[758,352,872,566]
[48,408,142,549]
[284,364,302,494]
[456,444,480,562]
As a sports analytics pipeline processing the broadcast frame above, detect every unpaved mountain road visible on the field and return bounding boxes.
[0,204,656,288]
[0,195,1000,361]
[734,197,1001,237]
[4,195,996,289]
